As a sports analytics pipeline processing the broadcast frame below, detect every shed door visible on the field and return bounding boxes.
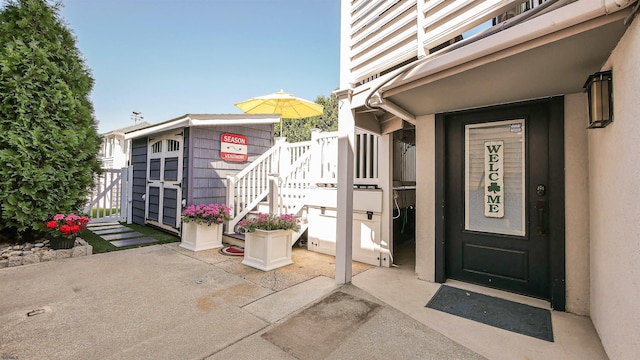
[146,133,183,232]
[444,102,556,299]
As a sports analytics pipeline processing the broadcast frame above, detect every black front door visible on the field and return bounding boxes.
[440,99,564,302]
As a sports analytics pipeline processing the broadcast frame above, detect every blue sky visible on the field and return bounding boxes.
[59,0,341,133]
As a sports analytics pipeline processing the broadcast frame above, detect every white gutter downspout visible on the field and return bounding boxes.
[369,94,416,125]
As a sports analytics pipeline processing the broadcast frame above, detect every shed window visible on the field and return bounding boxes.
[151,141,162,153]
[167,139,180,152]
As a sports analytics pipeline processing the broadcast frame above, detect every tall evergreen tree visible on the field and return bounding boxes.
[0,0,101,239]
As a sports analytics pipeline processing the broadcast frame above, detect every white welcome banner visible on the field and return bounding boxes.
[484,140,504,218]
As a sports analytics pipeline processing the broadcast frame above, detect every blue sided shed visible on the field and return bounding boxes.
[124,114,280,233]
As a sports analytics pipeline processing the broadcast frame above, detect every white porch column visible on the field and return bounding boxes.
[335,0,355,284]
[415,114,436,281]
[334,89,354,284]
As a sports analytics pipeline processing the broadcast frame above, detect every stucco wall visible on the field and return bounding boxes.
[415,114,436,281]
[564,93,591,315]
[589,18,640,359]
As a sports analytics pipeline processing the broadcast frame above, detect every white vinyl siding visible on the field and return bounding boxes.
[347,0,523,86]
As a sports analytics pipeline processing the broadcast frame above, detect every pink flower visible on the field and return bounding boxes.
[236,213,299,233]
[46,213,91,238]
[181,203,231,225]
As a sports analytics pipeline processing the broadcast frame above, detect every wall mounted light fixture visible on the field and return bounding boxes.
[584,70,613,129]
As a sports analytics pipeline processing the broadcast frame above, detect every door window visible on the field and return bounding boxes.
[464,119,525,236]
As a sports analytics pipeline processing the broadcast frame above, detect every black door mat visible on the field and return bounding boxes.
[426,285,553,342]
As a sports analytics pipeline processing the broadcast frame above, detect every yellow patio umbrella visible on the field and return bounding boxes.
[235,90,324,137]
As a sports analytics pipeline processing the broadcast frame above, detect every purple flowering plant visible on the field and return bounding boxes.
[237,213,299,233]
[181,203,231,226]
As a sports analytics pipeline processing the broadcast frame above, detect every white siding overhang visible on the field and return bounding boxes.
[367,0,634,117]
[124,114,281,140]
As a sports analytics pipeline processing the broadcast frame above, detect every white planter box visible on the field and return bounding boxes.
[242,229,293,271]
[180,222,223,251]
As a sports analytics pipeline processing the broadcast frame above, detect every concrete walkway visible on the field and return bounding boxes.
[353,244,608,360]
[0,243,607,359]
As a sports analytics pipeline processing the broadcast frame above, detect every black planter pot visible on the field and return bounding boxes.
[49,235,76,250]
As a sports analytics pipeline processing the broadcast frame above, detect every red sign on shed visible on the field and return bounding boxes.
[221,133,248,162]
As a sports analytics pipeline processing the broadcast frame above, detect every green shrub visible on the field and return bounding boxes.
[0,0,101,239]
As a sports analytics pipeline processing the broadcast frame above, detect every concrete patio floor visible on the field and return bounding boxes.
[354,243,608,360]
[0,242,607,359]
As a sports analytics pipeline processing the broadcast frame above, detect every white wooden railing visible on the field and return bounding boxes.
[272,141,313,214]
[306,129,380,186]
[311,130,339,184]
[348,0,536,86]
[226,139,284,233]
[226,139,313,233]
[226,129,380,234]
[270,150,313,216]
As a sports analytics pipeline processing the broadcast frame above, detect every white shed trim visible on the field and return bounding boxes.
[124,114,280,140]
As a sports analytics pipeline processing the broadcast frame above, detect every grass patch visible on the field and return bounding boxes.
[80,229,117,253]
[80,223,179,254]
[88,207,118,218]
[125,223,180,242]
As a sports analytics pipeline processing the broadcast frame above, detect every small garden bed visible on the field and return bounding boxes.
[0,238,92,268]
[0,222,180,268]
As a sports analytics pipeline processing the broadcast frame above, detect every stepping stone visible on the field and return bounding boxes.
[87,225,123,231]
[110,237,158,247]
[89,226,127,233]
[87,222,120,228]
[101,232,144,241]
[92,227,133,235]
[87,224,123,229]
